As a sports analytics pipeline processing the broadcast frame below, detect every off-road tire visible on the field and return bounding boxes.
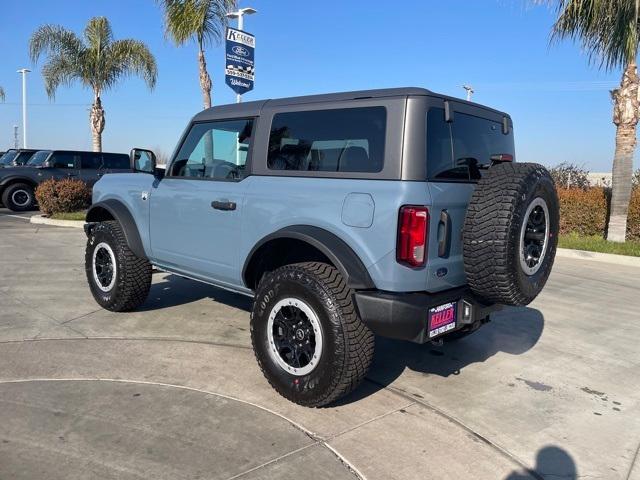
[85,220,152,312]
[251,262,374,407]
[463,163,559,306]
[2,183,35,211]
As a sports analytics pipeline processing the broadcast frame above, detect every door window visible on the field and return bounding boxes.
[170,119,254,181]
[80,152,102,169]
[50,153,77,169]
[102,153,129,169]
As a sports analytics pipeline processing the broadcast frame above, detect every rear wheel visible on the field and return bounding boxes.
[2,183,35,211]
[251,262,374,407]
[85,220,152,311]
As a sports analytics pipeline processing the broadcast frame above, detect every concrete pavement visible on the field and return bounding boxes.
[1,208,639,479]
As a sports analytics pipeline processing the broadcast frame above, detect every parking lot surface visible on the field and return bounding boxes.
[1,208,639,480]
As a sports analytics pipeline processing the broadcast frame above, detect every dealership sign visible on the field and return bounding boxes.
[225,27,255,95]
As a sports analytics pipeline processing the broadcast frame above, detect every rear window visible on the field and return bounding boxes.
[427,108,514,181]
[267,107,386,173]
[103,153,129,169]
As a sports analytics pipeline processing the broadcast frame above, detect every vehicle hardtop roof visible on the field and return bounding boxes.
[40,149,127,155]
[192,87,510,122]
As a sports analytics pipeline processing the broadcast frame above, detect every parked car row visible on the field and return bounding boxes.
[0,149,130,211]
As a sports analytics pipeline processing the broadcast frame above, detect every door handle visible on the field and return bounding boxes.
[66,173,77,177]
[438,210,452,258]
[211,200,236,211]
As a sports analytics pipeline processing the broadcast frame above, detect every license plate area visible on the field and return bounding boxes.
[428,301,457,339]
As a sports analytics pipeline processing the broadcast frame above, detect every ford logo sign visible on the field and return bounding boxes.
[232,46,249,57]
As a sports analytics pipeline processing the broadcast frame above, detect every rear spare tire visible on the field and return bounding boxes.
[463,162,559,306]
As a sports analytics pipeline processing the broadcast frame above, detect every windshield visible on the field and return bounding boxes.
[0,150,18,166]
[27,150,52,166]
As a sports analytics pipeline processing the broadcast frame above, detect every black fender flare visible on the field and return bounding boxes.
[242,225,375,290]
[85,199,147,259]
[0,176,38,188]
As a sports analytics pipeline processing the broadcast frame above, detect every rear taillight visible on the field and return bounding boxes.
[397,206,429,267]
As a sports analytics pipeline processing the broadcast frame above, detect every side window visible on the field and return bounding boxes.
[267,107,386,173]
[80,152,102,169]
[170,119,254,180]
[103,153,129,169]
[50,153,77,169]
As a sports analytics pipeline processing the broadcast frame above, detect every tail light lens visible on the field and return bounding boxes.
[397,206,429,267]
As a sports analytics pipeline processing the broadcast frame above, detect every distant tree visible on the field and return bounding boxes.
[549,162,591,189]
[633,168,640,189]
[549,0,640,242]
[29,17,157,152]
[159,0,235,109]
[0,86,5,102]
[153,146,170,166]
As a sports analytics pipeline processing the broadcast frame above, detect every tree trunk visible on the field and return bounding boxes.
[90,94,105,153]
[607,62,639,242]
[199,49,212,109]
[199,48,214,162]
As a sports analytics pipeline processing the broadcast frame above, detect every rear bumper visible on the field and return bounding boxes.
[354,287,500,344]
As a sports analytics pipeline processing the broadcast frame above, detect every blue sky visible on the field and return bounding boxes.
[0,0,633,171]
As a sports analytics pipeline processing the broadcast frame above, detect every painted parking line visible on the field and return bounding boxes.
[2,214,32,220]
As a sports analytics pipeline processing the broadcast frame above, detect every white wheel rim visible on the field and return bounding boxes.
[11,189,31,207]
[92,242,117,292]
[267,297,323,376]
[519,197,550,276]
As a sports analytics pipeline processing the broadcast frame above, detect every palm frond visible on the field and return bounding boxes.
[551,0,640,70]
[29,24,83,64]
[160,0,234,48]
[83,16,114,51]
[105,39,158,90]
[41,54,81,98]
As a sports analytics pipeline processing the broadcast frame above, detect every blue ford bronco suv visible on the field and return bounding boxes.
[84,87,559,407]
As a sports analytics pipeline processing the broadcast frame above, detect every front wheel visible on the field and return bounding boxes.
[251,262,374,407]
[85,220,152,311]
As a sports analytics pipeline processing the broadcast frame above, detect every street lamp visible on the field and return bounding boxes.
[226,6,257,103]
[17,68,31,148]
[462,84,474,102]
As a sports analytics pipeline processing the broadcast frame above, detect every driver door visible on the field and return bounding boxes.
[149,118,254,288]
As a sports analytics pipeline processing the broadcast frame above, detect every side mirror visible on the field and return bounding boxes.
[130,148,157,174]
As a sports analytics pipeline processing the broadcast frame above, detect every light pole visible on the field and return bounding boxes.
[225,7,257,103]
[462,84,474,102]
[17,68,31,148]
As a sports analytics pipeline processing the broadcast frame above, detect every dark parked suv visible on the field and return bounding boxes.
[0,149,38,168]
[0,150,130,211]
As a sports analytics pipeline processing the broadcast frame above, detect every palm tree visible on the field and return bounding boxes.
[29,17,157,152]
[0,86,5,102]
[550,0,640,242]
[159,0,235,109]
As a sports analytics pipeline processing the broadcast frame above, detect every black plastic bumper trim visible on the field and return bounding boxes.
[354,287,500,343]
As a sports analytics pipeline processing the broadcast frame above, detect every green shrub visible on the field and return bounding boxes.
[35,178,91,216]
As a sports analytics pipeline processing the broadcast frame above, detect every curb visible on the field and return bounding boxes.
[30,214,84,229]
[556,248,640,268]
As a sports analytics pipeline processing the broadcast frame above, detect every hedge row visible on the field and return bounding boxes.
[557,187,640,241]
